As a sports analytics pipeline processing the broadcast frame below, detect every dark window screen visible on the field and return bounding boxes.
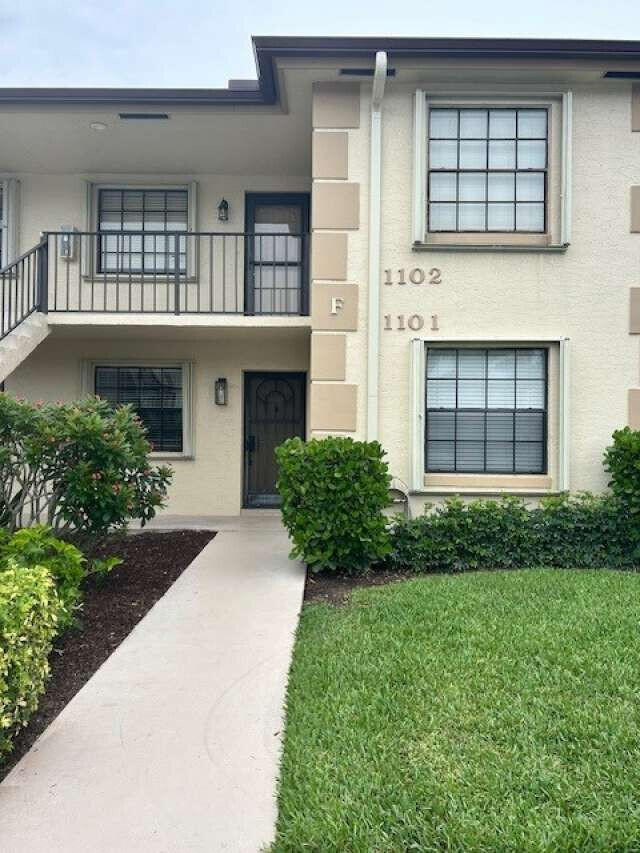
[95,365,183,452]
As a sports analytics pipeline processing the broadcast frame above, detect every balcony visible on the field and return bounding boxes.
[42,230,309,317]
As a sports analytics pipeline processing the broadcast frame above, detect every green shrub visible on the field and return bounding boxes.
[0,394,172,533]
[0,563,63,759]
[0,526,86,631]
[276,437,392,573]
[604,427,640,527]
[390,493,637,573]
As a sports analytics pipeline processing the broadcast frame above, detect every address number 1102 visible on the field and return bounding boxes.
[384,267,442,286]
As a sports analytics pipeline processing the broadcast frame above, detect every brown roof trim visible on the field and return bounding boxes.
[1,36,639,107]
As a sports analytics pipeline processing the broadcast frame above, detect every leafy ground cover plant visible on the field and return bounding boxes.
[276,437,391,573]
[0,564,63,759]
[390,492,637,573]
[0,394,172,533]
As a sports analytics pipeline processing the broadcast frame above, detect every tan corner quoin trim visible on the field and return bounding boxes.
[312,183,360,230]
[311,232,348,281]
[630,288,640,333]
[310,383,357,431]
[632,187,640,233]
[311,283,359,331]
[629,389,640,428]
[311,333,347,381]
[312,131,349,180]
[633,85,640,132]
[312,83,360,129]
[424,473,553,490]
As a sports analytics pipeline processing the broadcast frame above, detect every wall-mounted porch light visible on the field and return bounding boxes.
[217,198,229,222]
[214,377,228,406]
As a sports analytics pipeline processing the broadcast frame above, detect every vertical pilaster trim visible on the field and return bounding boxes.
[412,90,427,244]
[366,50,387,441]
[558,337,571,491]
[410,338,425,491]
[560,91,573,247]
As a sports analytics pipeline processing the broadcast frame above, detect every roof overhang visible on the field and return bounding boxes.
[1,36,640,107]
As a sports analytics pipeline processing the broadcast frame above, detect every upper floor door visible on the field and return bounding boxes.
[245,192,310,316]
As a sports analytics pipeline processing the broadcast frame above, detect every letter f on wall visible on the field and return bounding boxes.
[330,296,344,315]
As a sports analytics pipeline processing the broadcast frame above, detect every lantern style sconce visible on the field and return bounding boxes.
[214,377,228,406]
[217,198,229,222]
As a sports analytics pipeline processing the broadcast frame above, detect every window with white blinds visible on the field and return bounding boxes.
[97,188,188,274]
[427,108,548,233]
[426,347,547,473]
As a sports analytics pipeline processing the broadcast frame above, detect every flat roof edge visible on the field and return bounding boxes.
[2,36,640,107]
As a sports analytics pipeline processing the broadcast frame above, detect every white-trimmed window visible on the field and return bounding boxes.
[409,339,570,492]
[426,347,547,473]
[87,361,193,457]
[413,91,572,249]
[0,178,19,268]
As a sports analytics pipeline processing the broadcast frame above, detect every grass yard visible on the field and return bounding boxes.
[272,570,640,852]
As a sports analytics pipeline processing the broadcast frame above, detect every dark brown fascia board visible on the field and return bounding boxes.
[1,36,640,107]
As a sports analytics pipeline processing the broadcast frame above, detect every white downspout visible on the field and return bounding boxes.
[366,50,388,441]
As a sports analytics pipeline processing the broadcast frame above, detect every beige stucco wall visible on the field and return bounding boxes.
[16,172,311,253]
[6,332,309,516]
[344,79,640,503]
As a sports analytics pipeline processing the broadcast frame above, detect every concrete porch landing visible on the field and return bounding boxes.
[0,519,305,852]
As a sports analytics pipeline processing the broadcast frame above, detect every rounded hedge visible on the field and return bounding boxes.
[276,437,391,573]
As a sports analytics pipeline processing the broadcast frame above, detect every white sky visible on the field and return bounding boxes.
[1,0,639,88]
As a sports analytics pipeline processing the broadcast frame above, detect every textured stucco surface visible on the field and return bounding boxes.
[6,331,309,516]
[366,81,640,502]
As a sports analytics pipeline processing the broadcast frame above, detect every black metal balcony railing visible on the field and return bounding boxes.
[0,237,48,340]
[44,230,309,316]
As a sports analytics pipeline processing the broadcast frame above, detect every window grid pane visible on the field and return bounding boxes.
[95,365,183,453]
[425,347,547,474]
[427,107,548,234]
[97,189,188,274]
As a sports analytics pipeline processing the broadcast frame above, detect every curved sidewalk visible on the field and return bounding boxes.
[0,519,305,852]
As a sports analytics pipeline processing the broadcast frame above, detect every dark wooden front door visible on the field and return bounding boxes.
[244,372,306,507]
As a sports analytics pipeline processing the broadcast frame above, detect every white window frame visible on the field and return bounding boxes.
[0,177,20,268]
[412,90,572,249]
[410,337,570,493]
[81,359,194,459]
[83,181,198,279]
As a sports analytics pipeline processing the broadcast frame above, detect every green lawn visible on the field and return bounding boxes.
[272,570,640,852]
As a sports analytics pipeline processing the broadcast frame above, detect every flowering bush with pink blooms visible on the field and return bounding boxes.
[0,394,172,533]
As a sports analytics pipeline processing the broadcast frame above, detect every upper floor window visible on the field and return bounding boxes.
[428,108,548,234]
[97,188,188,274]
[412,92,572,249]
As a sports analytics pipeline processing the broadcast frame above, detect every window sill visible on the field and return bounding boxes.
[424,473,552,489]
[150,452,194,461]
[413,241,569,254]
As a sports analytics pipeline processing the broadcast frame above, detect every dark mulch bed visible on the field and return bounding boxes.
[1,528,215,782]
[304,568,413,606]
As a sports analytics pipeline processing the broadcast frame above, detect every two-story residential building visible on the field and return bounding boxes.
[2,36,640,516]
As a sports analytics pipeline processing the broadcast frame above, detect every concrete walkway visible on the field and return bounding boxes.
[0,518,305,852]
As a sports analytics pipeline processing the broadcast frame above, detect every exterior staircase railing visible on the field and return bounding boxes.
[0,237,48,341]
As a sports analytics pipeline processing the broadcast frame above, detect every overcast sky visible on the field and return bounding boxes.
[1,0,639,88]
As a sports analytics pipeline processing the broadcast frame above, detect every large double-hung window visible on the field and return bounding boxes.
[428,108,548,234]
[426,347,547,474]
